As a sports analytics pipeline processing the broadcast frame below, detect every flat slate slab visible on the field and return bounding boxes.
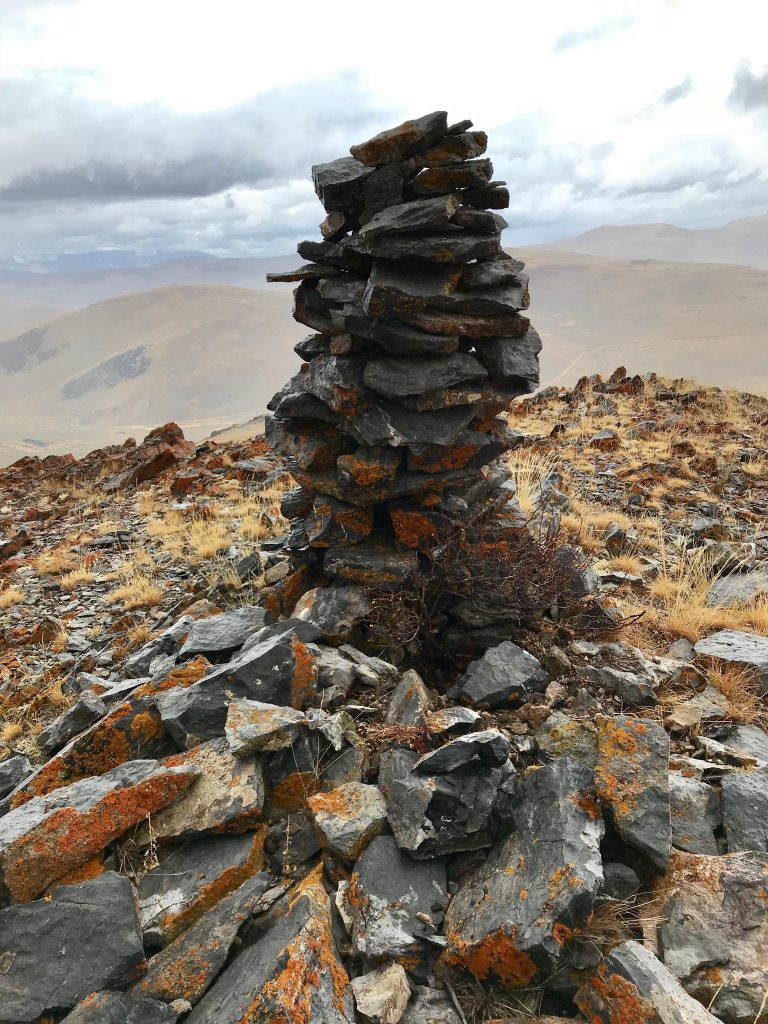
[0,872,145,1024]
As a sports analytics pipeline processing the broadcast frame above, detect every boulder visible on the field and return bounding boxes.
[694,630,768,692]
[178,605,270,657]
[0,872,145,1023]
[348,835,447,962]
[133,739,264,843]
[595,715,671,870]
[38,689,107,755]
[669,772,721,855]
[379,746,506,858]
[575,939,721,1023]
[447,640,548,708]
[133,873,287,1006]
[0,753,31,800]
[657,849,768,1024]
[138,830,265,947]
[0,759,198,905]
[722,765,768,853]
[225,698,307,754]
[186,868,354,1023]
[306,781,388,862]
[442,757,604,986]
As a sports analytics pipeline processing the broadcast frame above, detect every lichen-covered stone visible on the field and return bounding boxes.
[0,759,198,905]
[306,781,388,862]
[61,991,179,1023]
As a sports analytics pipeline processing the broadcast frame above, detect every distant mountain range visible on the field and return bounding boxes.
[0,214,766,466]
[545,213,768,268]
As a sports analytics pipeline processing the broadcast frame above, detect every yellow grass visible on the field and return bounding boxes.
[505,446,560,517]
[187,519,231,560]
[35,546,76,575]
[106,574,163,610]
[59,566,96,592]
[0,588,25,609]
[705,661,766,726]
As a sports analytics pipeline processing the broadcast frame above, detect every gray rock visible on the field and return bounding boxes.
[178,606,269,657]
[349,835,447,962]
[61,992,179,1023]
[669,773,721,855]
[0,753,31,800]
[380,746,506,858]
[443,758,604,985]
[576,940,720,1023]
[666,686,730,731]
[426,706,482,736]
[385,670,433,726]
[306,781,388,863]
[535,712,597,771]
[595,715,671,870]
[293,585,372,644]
[186,871,353,1023]
[694,629,768,692]
[350,110,449,166]
[602,862,641,901]
[0,759,198,905]
[225,698,306,754]
[573,641,673,705]
[400,986,462,1024]
[714,724,768,763]
[138,831,265,947]
[363,353,487,399]
[312,155,373,211]
[658,850,768,1024]
[0,872,145,1024]
[154,681,230,747]
[413,729,510,773]
[722,765,768,853]
[125,615,194,677]
[706,570,768,608]
[461,255,524,289]
[201,620,322,709]
[447,640,548,709]
[132,873,287,1007]
[473,329,542,387]
[38,689,107,754]
[132,738,264,843]
[351,962,411,1024]
[359,194,458,237]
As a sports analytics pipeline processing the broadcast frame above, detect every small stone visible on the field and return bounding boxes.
[225,699,307,754]
[722,765,768,852]
[352,963,411,1024]
[293,585,372,643]
[61,992,179,1023]
[413,729,510,773]
[0,753,31,801]
[669,773,721,855]
[385,669,433,726]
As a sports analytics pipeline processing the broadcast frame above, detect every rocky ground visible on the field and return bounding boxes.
[1,370,768,1023]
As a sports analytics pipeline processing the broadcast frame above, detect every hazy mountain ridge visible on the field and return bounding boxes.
[0,213,766,466]
[545,212,768,267]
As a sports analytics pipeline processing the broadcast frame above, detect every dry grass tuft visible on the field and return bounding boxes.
[0,588,26,609]
[35,546,76,575]
[505,446,560,517]
[106,574,163,610]
[59,565,97,592]
[705,661,766,726]
[582,894,665,954]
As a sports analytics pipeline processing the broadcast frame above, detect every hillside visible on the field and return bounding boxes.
[545,212,768,268]
[0,284,302,465]
[1,250,766,464]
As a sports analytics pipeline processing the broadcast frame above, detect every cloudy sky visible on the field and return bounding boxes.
[1,0,767,264]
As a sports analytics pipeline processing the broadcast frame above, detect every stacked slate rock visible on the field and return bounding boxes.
[267,111,541,592]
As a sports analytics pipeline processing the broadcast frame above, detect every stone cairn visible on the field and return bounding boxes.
[266,111,541,607]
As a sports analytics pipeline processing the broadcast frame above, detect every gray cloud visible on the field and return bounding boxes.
[658,76,693,105]
[0,74,389,204]
[728,65,768,111]
[554,16,634,53]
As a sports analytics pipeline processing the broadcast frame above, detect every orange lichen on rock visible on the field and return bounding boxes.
[156,827,266,945]
[3,766,198,903]
[290,637,318,709]
[441,927,538,987]
[268,771,322,814]
[576,964,656,1024]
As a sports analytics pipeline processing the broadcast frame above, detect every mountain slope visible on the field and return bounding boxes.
[1,252,766,465]
[543,214,768,268]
